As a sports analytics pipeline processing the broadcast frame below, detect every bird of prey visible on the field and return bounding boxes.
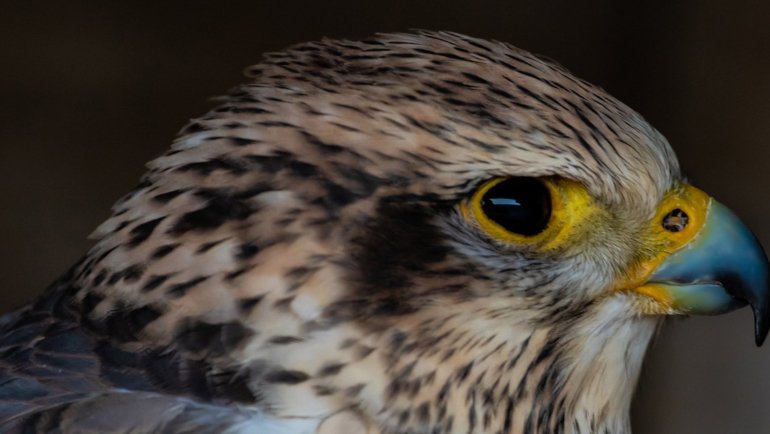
[0,31,768,434]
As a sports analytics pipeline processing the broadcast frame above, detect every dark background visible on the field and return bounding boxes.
[2,1,769,433]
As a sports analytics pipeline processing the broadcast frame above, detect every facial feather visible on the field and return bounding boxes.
[101,33,674,433]
[2,31,693,434]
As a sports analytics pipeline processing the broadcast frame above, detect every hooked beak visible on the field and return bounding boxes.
[635,197,770,346]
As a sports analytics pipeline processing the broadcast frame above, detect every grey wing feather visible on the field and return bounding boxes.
[1,390,307,434]
[0,289,292,433]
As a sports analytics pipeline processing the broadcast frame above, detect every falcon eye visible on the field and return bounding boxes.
[479,178,552,236]
[476,177,551,237]
[463,176,595,249]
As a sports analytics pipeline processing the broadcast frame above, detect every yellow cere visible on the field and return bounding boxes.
[462,177,599,251]
[615,185,712,296]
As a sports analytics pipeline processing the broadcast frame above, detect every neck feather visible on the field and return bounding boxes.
[362,296,660,434]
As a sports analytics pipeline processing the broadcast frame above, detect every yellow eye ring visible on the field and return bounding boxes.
[461,177,597,251]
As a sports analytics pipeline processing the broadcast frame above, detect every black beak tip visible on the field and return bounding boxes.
[753,303,770,347]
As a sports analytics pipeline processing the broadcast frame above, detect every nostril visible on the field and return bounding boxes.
[663,208,689,232]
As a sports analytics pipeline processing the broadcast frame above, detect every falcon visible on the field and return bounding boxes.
[1,31,767,434]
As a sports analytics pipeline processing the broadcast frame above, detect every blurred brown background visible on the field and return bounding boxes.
[1,1,769,433]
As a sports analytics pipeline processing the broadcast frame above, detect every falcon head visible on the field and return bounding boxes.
[73,32,768,433]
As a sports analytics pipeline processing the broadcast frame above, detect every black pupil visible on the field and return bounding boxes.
[480,177,552,236]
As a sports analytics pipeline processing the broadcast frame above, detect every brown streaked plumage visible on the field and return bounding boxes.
[0,31,755,434]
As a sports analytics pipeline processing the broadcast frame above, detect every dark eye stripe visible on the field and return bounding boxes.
[480,177,551,236]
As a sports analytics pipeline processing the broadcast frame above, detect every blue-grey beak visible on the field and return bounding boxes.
[648,200,770,346]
